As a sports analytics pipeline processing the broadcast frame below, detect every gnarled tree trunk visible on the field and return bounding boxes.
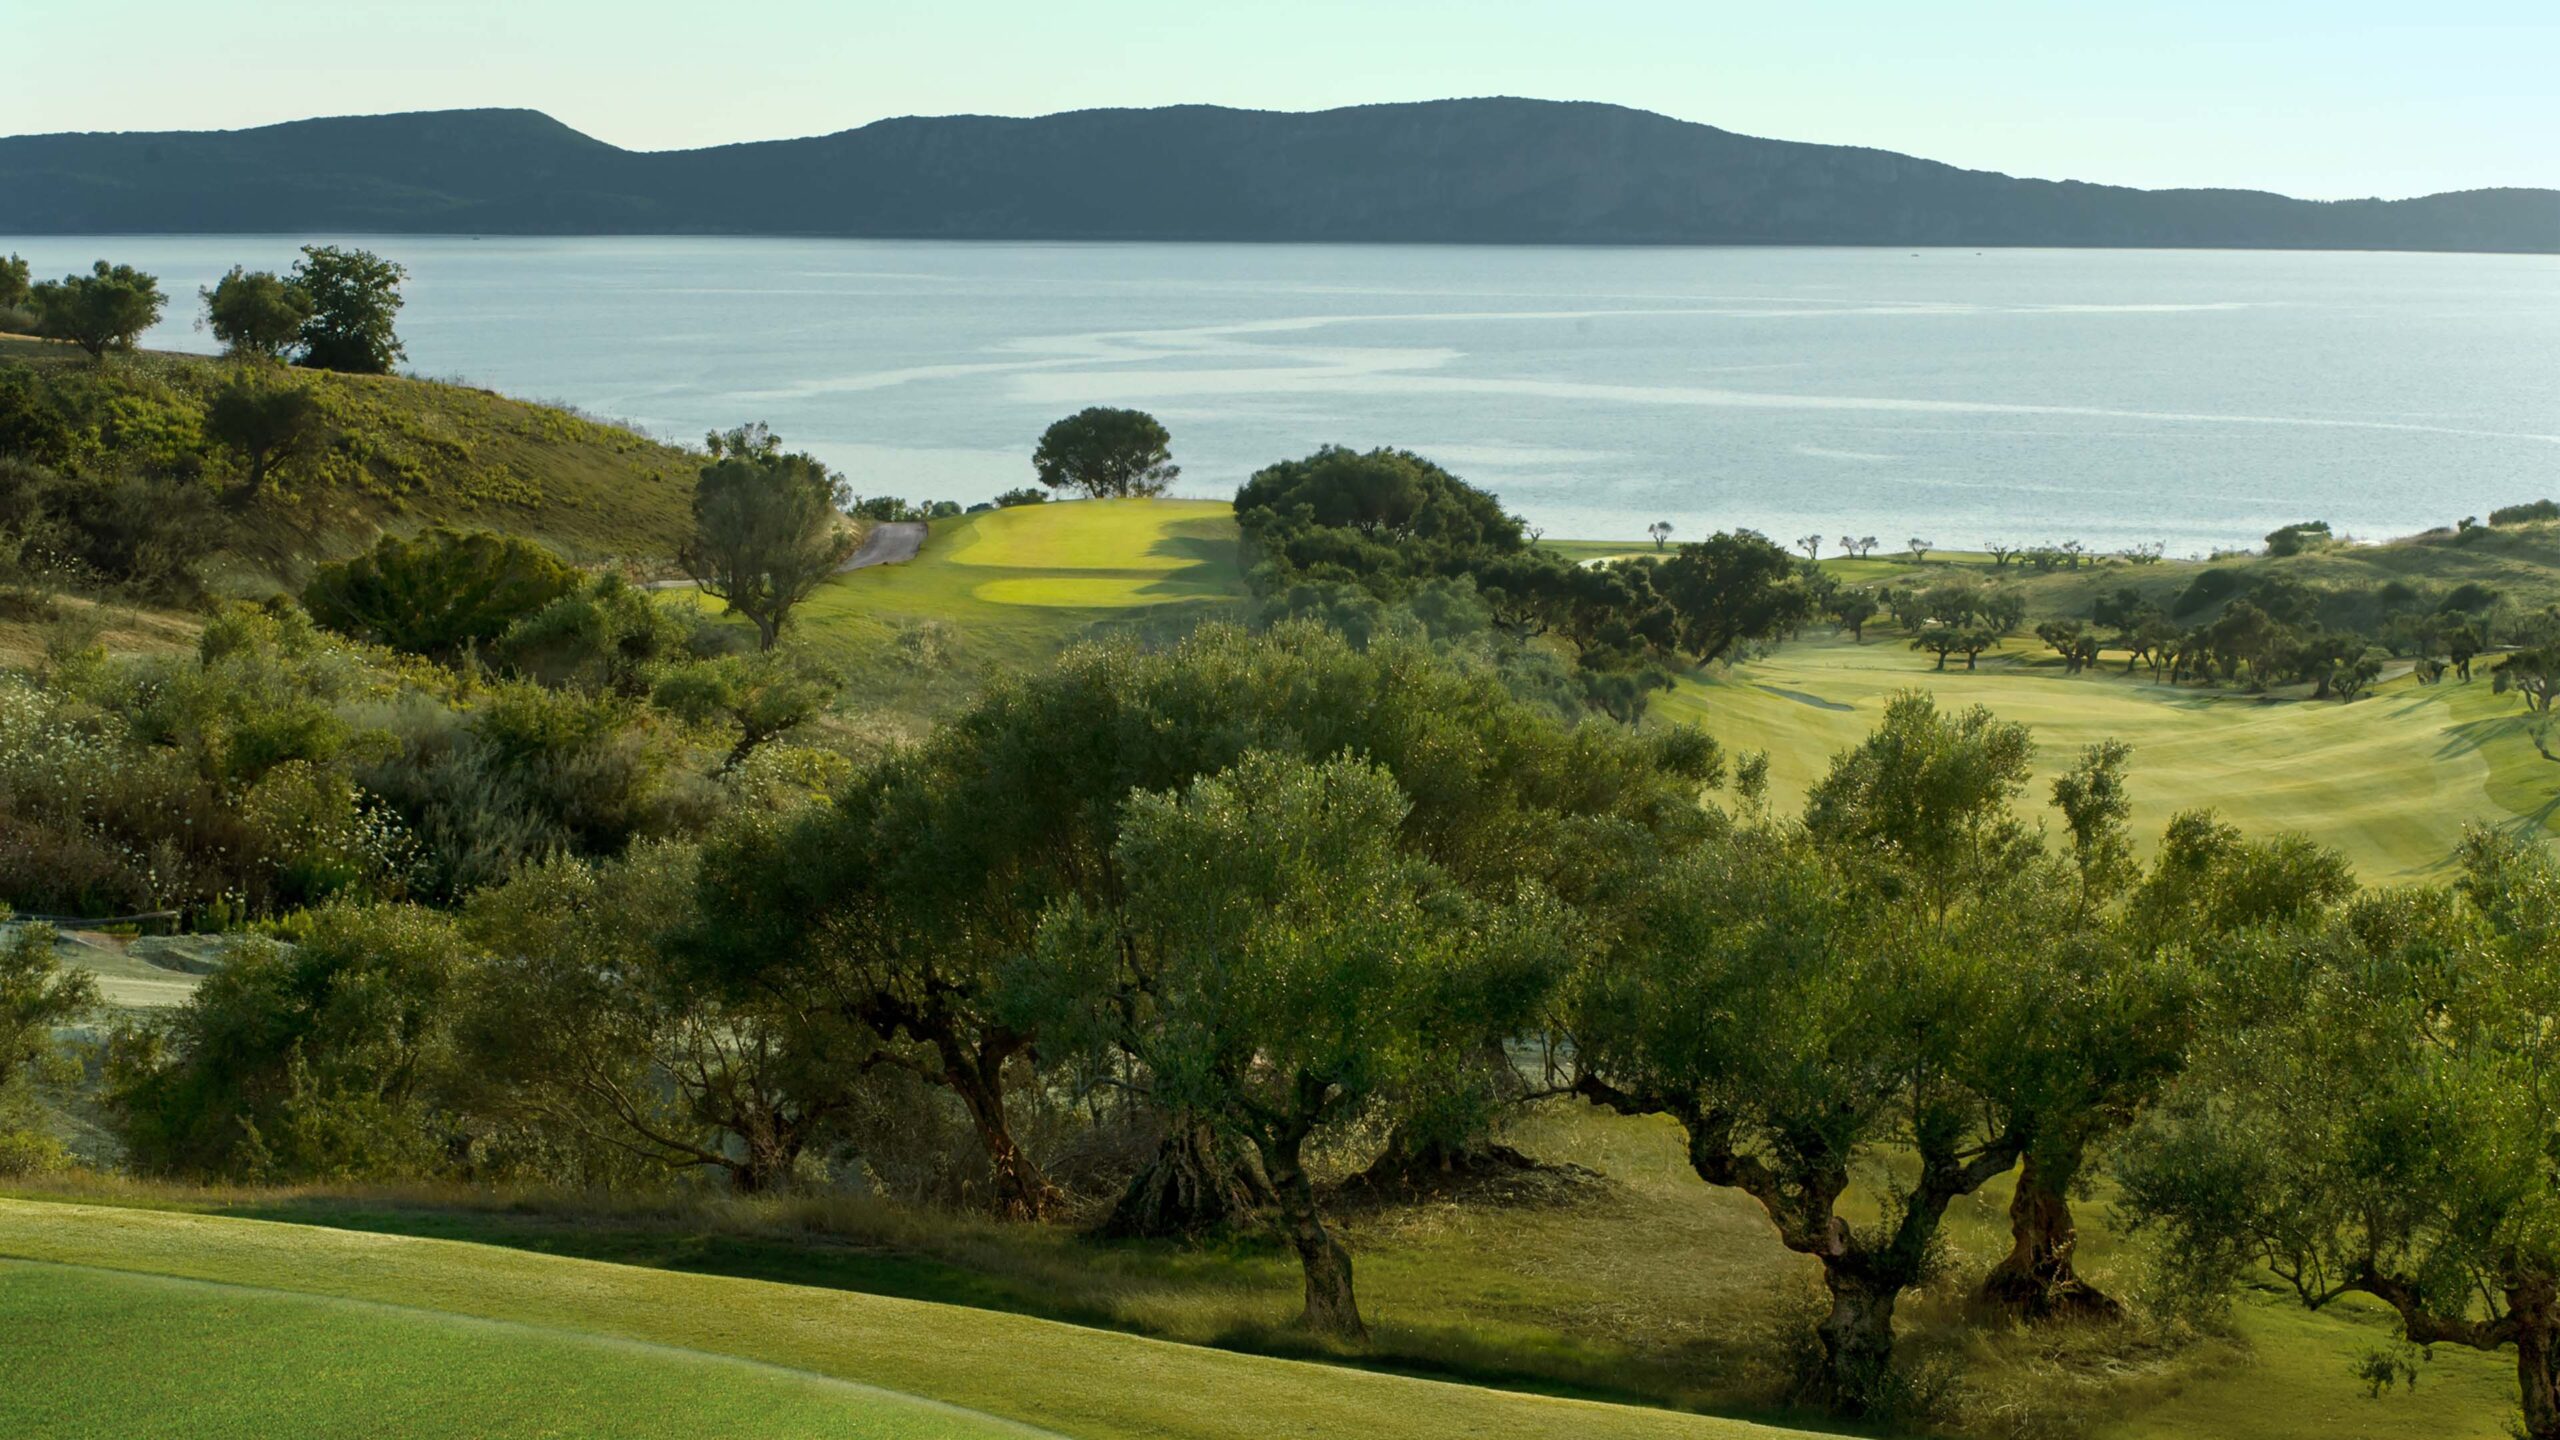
[1816,1267,1901,1416]
[946,1055,1061,1222]
[1261,1126,1364,1339]
[1978,1148,2121,1321]
[2514,1285,2560,1440]
[1100,1116,1274,1239]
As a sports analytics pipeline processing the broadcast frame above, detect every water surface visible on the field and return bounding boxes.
[8,236,2553,552]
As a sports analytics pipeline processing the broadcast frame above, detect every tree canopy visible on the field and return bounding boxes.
[201,266,314,360]
[291,245,408,374]
[678,424,857,650]
[1031,407,1179,498]
[30,261,166,359]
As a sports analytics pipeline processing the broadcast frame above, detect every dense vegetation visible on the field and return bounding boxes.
[11,358,2560,1436]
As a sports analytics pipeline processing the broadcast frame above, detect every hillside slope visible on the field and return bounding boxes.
[4,100,2551,252]
[0,337,697,581]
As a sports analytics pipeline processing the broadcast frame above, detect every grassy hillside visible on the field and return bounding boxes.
[0,1198,1822,1440]
[1672,632,2554,881]
[0,336,699,583]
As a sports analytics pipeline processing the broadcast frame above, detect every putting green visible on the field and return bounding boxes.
[1668,634,2555,882]
[770,500,1248,671]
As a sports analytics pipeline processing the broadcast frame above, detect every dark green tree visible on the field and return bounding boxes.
[459,846,861,1193]
[290,245,407,374]
[200,267,313,360]
[1032,407,1179,498]
[204,376,325,499]
[0,253,29,311]
[680,424,857,651]
[29,261,166,359]
[1652,530,1812,665]
[106,904,468,1179]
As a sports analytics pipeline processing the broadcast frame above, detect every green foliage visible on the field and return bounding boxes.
[458,844,861,1191]
[493,572,699,695]
[0,922,98,1159]
[1032,406,1179,498]
[2120,832,2560,1438]
[649,651,834,770]
[0,253,28,311]
[691,621,1718,1219]
[680,425,857,650]
[993,486,1048,508]
[29,261,166,359]
[1235,446,1524,593]
[303,528,578,660]
[2263,520,2333,558]
[291,245,407,374]
[1652,530,1814,665]
[0,606,419,917]
[1034,750,1569,1335]
[200,266,314,360]
[1804,690,2036,920]
[108,902,468,1179]
[2490,498,2560,527]
[203,372,325,497]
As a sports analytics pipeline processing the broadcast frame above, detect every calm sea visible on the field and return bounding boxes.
[7,236,2554,553]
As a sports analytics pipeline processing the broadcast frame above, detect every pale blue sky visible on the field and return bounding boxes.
[4,1,2551,199]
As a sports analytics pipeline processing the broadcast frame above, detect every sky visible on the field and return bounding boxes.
[3,1,2553,200]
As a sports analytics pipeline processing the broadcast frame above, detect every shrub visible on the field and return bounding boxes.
[107,903,467,1180]
[2262,520,2332,557]
[304,528,578,659]
[2489,499,2560,526]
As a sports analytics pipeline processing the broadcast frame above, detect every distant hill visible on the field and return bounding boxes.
[3,100,2553,252]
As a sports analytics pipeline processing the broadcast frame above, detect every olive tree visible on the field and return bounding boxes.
[460,846,861,1193]
[201,267,313,360]
[680,424,857,651]
[1563,823,2030,1413]
[1032,407,1178,498]
[1034,751,1566,1338]
[689,622,1718,1225]
[2121,832,2560,1438]
[30,261,166,359]
[1,922,99,1167]
[204,376,325,499]
[290,245,407,374]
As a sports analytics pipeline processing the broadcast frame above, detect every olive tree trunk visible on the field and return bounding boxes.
[1100,1116,1274,1239]
[1978,1148,2121,1321]
[1258,1125,1364,1339]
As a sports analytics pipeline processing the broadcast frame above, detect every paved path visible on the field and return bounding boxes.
[644,520,926,590]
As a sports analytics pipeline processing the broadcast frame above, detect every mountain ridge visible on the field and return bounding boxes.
[3,99,2552,252]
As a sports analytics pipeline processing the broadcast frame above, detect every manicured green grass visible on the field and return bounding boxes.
[742,499,1248,676]
[7,1096,2520,1440]
[0,1260,1018,1440]
[0,1197,1823,1440]
[1665,632,2553,881]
